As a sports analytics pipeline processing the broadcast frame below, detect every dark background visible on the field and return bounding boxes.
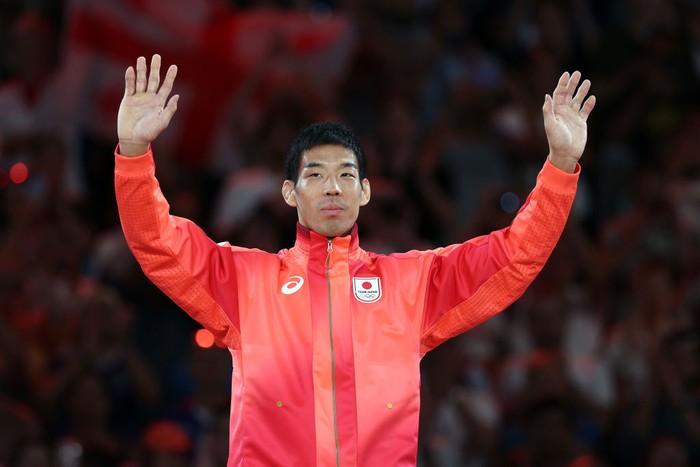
[0,0,699,466]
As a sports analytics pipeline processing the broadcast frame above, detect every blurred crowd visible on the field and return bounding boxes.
[1,0,699,466]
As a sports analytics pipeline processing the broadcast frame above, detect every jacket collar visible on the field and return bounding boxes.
[293,223,362,263]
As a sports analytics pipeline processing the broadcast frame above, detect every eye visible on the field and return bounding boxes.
[307,172,322,178]
[341,173,356,178]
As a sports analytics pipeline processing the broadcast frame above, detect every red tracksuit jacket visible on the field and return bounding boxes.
[114,149,578,466]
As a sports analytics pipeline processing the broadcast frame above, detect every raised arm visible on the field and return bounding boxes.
[117,54,179,156]
[421,72,596,351]
[114,55,240,350]
[543,71,596,173]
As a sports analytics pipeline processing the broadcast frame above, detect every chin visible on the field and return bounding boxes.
[315,223,351,238]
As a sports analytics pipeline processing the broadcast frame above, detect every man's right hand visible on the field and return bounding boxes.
[117,54,179,157]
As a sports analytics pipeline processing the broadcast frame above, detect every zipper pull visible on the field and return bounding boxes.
[326,238,333,269]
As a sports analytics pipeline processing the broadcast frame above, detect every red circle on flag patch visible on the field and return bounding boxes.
[362,281,372,289]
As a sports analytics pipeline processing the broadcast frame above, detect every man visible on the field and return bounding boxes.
[115,54,595,466]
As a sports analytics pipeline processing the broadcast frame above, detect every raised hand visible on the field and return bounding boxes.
[117,54,179,157]
[543,71,596,173]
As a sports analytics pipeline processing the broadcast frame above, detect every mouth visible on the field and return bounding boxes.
[320,204,345,216]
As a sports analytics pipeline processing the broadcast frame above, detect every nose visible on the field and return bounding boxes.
[323,176,341,196]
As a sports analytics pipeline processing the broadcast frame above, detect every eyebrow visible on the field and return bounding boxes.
[303,161,358,170]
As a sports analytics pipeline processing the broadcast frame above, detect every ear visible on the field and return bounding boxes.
[360,178,371,206]
[282,180,297,207]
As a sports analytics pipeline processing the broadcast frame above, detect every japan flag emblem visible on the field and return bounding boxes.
[353,277,382,303]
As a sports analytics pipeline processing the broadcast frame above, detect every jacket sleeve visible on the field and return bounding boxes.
[420,160,578,353]
[114,148,241,349]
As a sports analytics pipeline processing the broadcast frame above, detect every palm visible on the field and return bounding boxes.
[117,55,179,154]
[543,71,596,169]
[546,101,587,158]
[118,93,170,143]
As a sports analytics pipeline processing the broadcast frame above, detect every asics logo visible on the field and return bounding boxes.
[281,276,304,295]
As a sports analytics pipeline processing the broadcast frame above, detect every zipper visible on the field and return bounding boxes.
[326,238,341,467]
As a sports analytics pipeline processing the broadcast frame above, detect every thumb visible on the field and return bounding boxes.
[542,94,555,122]
[542,94,558,134]
[159,94,179,127]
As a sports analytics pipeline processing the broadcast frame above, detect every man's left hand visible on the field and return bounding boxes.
[543,71,596,173]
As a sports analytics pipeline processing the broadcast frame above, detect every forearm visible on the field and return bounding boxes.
[503,159,578,259]
[114,149,177,264]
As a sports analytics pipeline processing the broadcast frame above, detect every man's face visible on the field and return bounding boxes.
[282,144,370,237]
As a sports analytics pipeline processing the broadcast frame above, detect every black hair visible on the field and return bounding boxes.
[285,122,367,184]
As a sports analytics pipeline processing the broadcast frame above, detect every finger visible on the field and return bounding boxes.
[552,72,570,107]
[579,95,596,122]
[157,64,178,100]
[566,71,582,102]
[147,54,161,93]
[135,56,147,93]
[160,94,180,125]
[542,94,556,128]
[124,66,135,97]
[542,93,553,115]
[572,78,591,110]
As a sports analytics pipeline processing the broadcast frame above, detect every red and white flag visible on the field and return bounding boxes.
[59,0,354,165]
